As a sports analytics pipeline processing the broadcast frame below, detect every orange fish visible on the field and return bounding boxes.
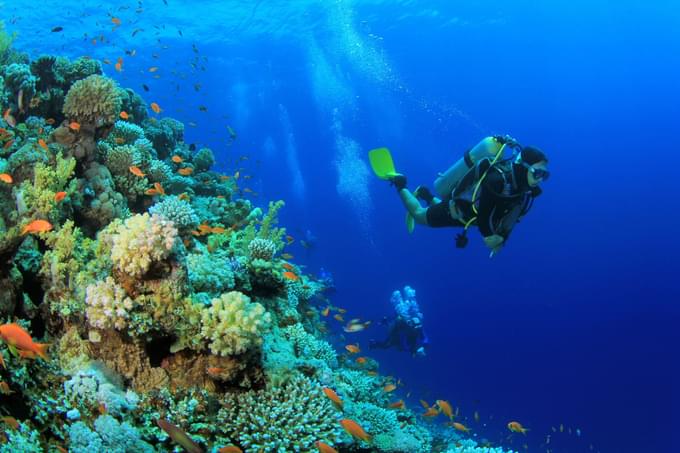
[333,314,344,322]
[422,407,440,417]
[129,166,145,177]
[54,191,67,202]
[111,17,122,26]
[321,306,330,317]
[171,155,183,163]
[452,422,470,433]
[0,353,4,368]
[218,447,243,453]
[0,173,12,184]
[211,226,227,234]
[154,182,165,195]
[178,193,190,201]
[283,271,299,281]
[178,167,193,176]
[198,224,212,234]
[3,108,16,128]
[22,220,53,236]
[69,121,81,131]
[150,102,162,114]
[0,381,12,395]
[420,400,430,409]
[38,139,48,150]
[145,188,159,196]
[17,350,37,359]
[1,416,19,430]
[0,323,49,359]
[315,441,338,453]
[3,140,13,149]
[206,367,226,375]
[156,419,202,453]
[345,344,360,354]
[339,419,371,442]
[383,384,397,393]
[115,61,122,72]
[388,400,405,409]
[355,356,367,364]
[120,111,129,120]
[46,118,55,125]
[282,263,294,271]
[322,387,343,409]
[507,421,529,434]
[436,400,453,419]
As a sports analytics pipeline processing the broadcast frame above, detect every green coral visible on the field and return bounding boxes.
[63,74,121,126]
[19,152,76,220]
[187,249,235,296]
[200,291,271,356]
[193,147,215,172]
[217,375,343,451]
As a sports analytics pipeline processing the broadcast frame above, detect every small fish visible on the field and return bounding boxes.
[281,253,294,260]
[198,224,212,234]
[206,367,226,375]
[171,155,183,163]
[436,400,453,419]
[322,387,343,409]
[340,419,371,442]
[17,89,24,112]
[149,66,159,72]
[54,191,67,202]
[0,381,12,395]
[227,125,237,139]
[68,121,81,131]
[452,422,470,433]
[3,108,16,128]
[218,447,243,453]
[46,118,55,125]
[283,271,299,281]
[178,193,190,201]
[115,59,123,72]
[383,384,397,393]
[333,314,344,322]
[345,344,360,354]
[198,105,208,112]
[51,26,64,32]
[21,220,53,236]
[0,353,4,368]
[194,83,201,91]
[282,263,294,271]
[234,171,240,180]
[0,323,49,359]
[156,419,203,453]
[321,306,330,317]
[111,17,122,26]
[1,416,19,430]
[178,167,193,176]
[0,173,12,184]
[355,357,367,364]
[150,102,162,113]
[474,410,480,423]
[285,235,295,244]
[103,58,112,65]
[388,400,405,409]
[3,140,14,149]
[337,308,347,314]
[210,227,226,234]
[343,321,371,333]
[153,182,165,195]
[422,407,440,417]
[507,421,529,434]
[142,84,150,92]
[129,166,146,177]
[38,139,48,151]
[120,111,129,120]
[315,441,338,453]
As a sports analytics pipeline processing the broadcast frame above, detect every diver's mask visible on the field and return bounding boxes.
[524,163,550,182]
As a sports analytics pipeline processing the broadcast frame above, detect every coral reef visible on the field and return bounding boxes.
[63,74,121,127]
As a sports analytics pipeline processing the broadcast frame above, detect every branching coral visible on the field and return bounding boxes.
[247,237,277,261]
[68,415,154,453]
[109,213,177,278]
[217,375,343,451]
[200,291,271,356]
[85,277,135,330]
[63,74,121,126]
[148,195,199,234]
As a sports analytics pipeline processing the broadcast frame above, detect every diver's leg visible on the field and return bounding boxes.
[398,189,429,225]
[434,136,502,198]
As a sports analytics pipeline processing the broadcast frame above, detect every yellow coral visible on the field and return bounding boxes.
[63,74,121,126]
[200,291,271,356]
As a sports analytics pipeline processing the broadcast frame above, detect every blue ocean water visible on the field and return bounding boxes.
[5,0,679,451]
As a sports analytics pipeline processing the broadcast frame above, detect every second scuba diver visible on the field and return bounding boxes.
[369,135,550,256]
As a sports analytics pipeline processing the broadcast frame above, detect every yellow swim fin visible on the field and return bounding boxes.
[405,212,415,234]
[368,147,397,180]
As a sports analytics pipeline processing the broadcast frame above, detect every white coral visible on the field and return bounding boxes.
[110,213,177,277]
[85,277,135,330]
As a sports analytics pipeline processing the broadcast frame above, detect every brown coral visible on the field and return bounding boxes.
[62,74,121,127]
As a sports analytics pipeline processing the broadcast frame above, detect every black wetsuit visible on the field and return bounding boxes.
[426,159,539,241]
[370,318,429,354]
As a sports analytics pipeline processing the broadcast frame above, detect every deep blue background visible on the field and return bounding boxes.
[8,1,679,451]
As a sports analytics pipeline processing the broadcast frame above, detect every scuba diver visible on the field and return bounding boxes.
[369,286,429,357]
[368,135,550,256]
